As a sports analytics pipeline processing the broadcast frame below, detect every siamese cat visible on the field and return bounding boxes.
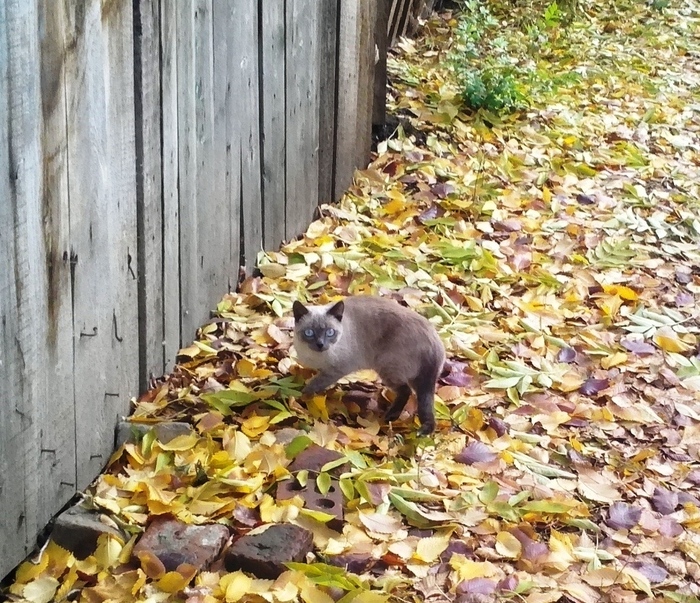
[292,296,445,435]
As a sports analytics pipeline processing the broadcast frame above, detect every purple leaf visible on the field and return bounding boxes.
[457,578,497,595]
[631,563,668,584]
[440,539,472,562]
[675,271,692,285]
[497,575,519,592]
[579,378,609,396]
[455,441,497,465]
[659,517,683,537]
[607,502,642,530]
[620,338,656,355]
[431,182,455,199]
[417,204,439,224]
[651,487,679,515]
[488,417,508,437]
[405,150,424,163]
[576,193,595,205]
[678,492,700,506]
[685,469,700,485]
[557,347,576,363]
[676,292,694,307]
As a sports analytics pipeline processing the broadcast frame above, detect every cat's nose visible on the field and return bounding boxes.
[315,340,325,351]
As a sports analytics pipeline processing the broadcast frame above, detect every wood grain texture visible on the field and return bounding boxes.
[233,0,263,270]
[261,0,287,248]
[0,0,33,576]
[214,0,241,286]
[286,0,320,239]
[335,0,376,200]
[135,0,165,384]
[317,0,339,205]
[160,0,180,370]
[64,0,139,488]
[212,0,237,290]
[37,0,77,529]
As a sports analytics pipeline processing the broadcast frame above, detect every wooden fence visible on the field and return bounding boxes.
[0,0,439,580]
[0,0,389,579]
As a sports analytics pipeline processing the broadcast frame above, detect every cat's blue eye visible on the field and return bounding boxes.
[303,328,314,338]
[326,328,335,337]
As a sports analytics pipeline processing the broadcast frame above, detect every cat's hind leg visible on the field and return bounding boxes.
[413,372,437,436]
[384,384,411,422]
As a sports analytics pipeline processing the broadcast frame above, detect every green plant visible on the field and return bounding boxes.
[458,67,526,113]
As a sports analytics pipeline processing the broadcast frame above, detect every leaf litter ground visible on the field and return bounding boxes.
[8,1,700,601]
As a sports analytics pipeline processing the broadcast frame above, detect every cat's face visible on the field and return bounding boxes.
[293,301,344,352]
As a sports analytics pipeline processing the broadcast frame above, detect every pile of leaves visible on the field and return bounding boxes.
[7,0,700,601]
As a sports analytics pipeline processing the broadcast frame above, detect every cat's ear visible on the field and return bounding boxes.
[328,300,345,322]
[293,301,309,322]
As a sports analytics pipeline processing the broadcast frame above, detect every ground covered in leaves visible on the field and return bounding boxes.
[7,0,700,601]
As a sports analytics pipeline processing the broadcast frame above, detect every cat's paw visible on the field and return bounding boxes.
[302,381,322,396]
[383,409,402,423]
[417,422,435,437]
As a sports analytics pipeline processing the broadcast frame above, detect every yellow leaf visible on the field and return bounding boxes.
[415,532,451,563]
[15,555,50,584]
[306,394,329,421]
[95,534,123,570]
[157,571,192,594]
[226,430,252,463]
[601,284,638,301]
[236,358,257,378]
[600,352,627,369]
[223,571,252,602]
[598,294,623,318]
[495,531,523,559]
[383,199,405,215]
[55,566,79,600]
[654,327,692,353]
[449,554,498,580]
[132,569,148,595]
[300,582,335,603]
[157,433,200,451]
[177,344,200,358]
[542,186,552,204]
[241,414,271,438]
[23,577,59,603]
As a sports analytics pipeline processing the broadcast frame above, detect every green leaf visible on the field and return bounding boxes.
[285,435,313,460]
[479,481,499,504]
[316,472,332,496]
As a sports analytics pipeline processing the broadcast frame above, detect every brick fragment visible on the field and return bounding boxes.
[287,444,348,476]
[277,478,344,531]
[132,516,230,572]
[225,524,313,578]
[51,503,125,560]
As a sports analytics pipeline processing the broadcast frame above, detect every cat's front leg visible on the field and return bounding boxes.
[302,370,344,396]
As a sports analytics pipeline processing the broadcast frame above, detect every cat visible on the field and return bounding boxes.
[292,295,445,435]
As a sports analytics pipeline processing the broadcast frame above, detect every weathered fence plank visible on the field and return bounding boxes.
[286,0,321,238]
[261,0,287,247]
[212,0,237,291]
[335,0,377,200]
[317,0,340,206]
[37,0,77,526]
[64,0,139,488]
[0,0,34,573]
[234,0,263,269]
[220,0,241,285]
[160,0,180,370]
[135,0,165,384]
